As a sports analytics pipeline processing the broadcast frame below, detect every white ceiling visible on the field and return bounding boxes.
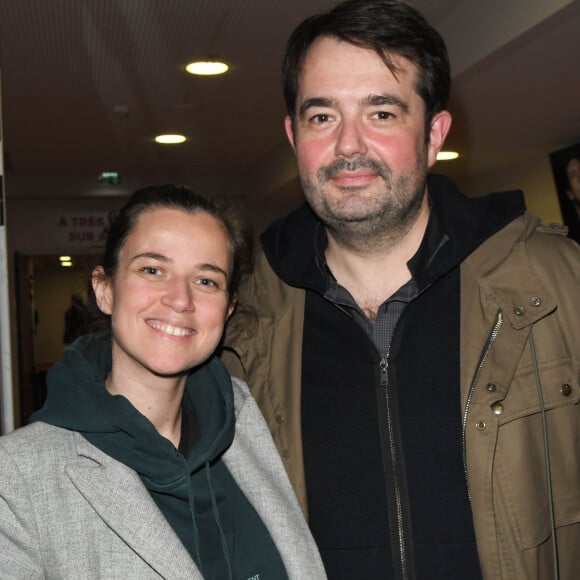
[0,0,579,210]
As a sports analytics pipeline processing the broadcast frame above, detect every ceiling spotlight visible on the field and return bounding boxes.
[437,151,459,161]
[186,60,229,76]
[154,134,187,144]
[59,256,71,262]
[61,261,73,268]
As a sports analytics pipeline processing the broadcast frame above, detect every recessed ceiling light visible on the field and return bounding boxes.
[154,134,187,144]
[437,151,459,161]
[185,61,229,76]
[61,261,73,267]
[59,255,71,262]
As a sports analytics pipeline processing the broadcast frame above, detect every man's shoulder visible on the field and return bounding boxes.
[237,248,303,311]
[464,212,579,285]
[533,220,570,237]
[524,216,579,282]
[223,247,306,360]
[517,213,578,261]
[476,212,577,254]
[526,217,578,252]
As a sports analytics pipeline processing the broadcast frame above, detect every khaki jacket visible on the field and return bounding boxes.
[222,213,580,579]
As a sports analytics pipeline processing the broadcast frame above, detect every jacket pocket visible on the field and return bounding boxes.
[493,361,580,550]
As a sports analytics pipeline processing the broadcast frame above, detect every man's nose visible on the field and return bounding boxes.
[335,116,368,157]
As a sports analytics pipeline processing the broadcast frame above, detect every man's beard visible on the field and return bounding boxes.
[301,155,428,250]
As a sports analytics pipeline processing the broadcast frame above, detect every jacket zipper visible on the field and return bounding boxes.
[380,355,410,580]
[462,310,503,501]
[333,303,413,577]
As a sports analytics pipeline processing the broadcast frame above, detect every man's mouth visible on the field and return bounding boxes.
[319,157,387,185]
[331,171,378,188]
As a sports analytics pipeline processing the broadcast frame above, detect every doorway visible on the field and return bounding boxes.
[14,253,97,425]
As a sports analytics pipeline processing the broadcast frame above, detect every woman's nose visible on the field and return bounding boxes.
[161,278,194,312]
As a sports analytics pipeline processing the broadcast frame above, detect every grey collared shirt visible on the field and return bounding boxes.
[314,209,447,359]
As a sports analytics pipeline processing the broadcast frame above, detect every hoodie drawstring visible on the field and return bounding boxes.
[187,467,204,577]
[205,462,233,580]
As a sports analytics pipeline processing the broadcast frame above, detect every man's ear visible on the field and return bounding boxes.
[91,266,113,315]
[285,115,296,151]
[427,110,452,167]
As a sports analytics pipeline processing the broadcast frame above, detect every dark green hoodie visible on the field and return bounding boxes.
[32,332,287,580]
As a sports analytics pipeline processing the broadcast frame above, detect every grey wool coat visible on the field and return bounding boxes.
[0,378,327,579]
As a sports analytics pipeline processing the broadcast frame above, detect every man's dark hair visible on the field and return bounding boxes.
[282,0,450,129]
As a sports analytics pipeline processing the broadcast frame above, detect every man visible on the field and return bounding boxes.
[564,155,580,242]
[222,1,580,578]
[63,293,89,344]
[565,156,580,215]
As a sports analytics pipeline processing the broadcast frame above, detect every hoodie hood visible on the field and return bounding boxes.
[31,333,289,578]
[260,172,526,291]
[32,332,238,574]
[32,331,235,485]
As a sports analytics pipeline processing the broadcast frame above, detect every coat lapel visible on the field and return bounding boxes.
[66,433,201,579]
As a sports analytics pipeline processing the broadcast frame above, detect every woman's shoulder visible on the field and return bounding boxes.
[230,376,271,430]
[1,421,70,442]
[230,376,252,412]
[0,423,76,466]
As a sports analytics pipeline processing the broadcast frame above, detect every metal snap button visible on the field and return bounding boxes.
[561,384,572,397]
[486,383,497,392]
[491,403,504,415]
[514,306,525,316]
[475,420,487,431]
[530,296,541,307]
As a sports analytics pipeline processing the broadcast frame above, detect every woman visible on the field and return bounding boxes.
[0,185,326,579]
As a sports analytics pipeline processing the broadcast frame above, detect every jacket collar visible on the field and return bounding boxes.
[68,432,201,578]
[463,213,556,330]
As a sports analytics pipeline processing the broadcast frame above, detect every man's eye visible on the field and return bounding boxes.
[197,278,218,287]
[373,111,394,121]
[310,113,331,124]
[142,266,161,275]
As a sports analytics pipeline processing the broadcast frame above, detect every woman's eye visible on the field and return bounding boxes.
[142,266,161,275]
[197,278,218,288]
